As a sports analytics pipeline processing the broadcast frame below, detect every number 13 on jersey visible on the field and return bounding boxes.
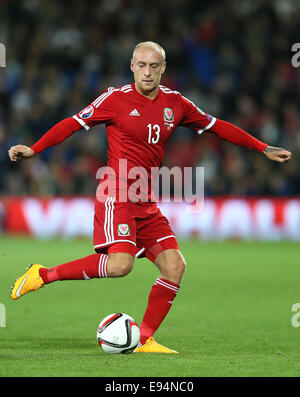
[147,123,160,144]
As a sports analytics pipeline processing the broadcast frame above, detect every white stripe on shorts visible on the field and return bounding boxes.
[156,235,176,243]
[104,197,115,243]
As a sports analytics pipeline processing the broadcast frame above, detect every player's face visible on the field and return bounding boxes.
[131,47,166,97]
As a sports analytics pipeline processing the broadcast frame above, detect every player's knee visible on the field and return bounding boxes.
[116,260,133,277]
[108,253,134,277]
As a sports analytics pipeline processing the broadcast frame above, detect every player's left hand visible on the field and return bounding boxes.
[263,146,292,163]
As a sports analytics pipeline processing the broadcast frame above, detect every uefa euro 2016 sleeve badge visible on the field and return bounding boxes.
[79,105,94,119]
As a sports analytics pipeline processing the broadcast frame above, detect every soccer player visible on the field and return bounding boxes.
[8,41,292,353]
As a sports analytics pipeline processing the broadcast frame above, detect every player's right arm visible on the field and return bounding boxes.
[8,117,81,161]
[8,87,116,162]
[8,144,35,161]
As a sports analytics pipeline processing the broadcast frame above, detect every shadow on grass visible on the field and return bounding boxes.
[3,337,96,351]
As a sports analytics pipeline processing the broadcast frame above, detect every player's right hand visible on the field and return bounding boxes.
[8,145,35,162]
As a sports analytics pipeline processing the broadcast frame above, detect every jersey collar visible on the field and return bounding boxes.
[131,83,161,102]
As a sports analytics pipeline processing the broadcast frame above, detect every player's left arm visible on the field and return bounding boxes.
[179,94,292,163]
[209,118,292,163]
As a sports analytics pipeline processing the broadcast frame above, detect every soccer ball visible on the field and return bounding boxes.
[97,313,140,354]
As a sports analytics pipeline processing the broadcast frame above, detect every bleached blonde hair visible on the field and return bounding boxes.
[132,41,166,62]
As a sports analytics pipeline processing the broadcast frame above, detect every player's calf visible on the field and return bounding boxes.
[155,249,186,284]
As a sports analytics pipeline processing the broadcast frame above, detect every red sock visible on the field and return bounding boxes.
[139,277,179,345]
[39,253,108,284]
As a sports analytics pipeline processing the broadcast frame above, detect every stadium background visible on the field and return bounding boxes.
[1,0,300,195]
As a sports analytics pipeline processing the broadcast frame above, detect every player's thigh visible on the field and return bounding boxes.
[136,208,185,283]
[93,197,136,253]
[154,249,186,284]
[93,198,136,277]
[136,208,178,263]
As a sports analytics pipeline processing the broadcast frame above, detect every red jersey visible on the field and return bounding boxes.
[73,83,216,201]
[30,82,267,203]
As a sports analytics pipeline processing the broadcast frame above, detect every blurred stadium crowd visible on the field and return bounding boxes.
[0,0,299,197]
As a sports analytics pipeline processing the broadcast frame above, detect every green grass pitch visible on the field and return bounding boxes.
[1,236,300,377]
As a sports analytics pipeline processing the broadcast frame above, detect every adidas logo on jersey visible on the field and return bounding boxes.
[129,109,140,116]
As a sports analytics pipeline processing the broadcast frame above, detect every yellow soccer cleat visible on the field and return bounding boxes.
[11,264,45,300]
[134,337,178,354]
